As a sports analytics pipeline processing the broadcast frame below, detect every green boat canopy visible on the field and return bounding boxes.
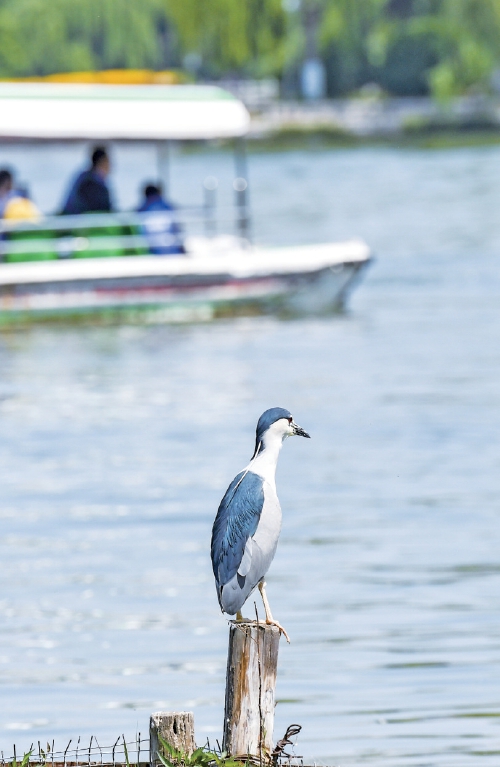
[0,83,250,141]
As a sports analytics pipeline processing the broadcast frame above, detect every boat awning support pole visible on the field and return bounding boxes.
[203,176,218,236]
[233,137,251,242]
[156,140,170,198]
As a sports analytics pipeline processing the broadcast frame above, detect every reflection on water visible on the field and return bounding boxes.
[1,145,500,766]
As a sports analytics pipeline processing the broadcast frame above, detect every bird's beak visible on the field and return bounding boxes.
[291,421,310,438]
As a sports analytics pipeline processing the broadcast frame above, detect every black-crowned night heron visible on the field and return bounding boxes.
[211,407,310,641]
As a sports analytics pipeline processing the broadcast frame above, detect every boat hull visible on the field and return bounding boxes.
[0,240,370,324]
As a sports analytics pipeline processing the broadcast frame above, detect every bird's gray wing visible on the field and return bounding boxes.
[211,470,264,589]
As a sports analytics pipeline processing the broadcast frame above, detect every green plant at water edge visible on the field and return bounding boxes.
[11,750,33,767]
[157,735,243,767]
[123,738,131,767]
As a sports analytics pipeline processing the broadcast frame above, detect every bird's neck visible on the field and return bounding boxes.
[247,433,283,485]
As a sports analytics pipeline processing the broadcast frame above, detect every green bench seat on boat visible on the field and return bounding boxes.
[3,223,149,262]
[71,223,147,258]
[4,229,59,262]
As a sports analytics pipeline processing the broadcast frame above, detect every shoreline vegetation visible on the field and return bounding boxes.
[244,93,500,149]
[246,129,500,151]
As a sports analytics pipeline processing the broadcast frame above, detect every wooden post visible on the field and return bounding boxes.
[150,712,196,766]
[223,622,281,761]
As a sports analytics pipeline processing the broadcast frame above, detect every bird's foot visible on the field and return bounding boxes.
[265,618,290,643]
[235,611,252,623]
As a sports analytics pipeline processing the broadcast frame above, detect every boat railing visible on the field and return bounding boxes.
[0,205,251,262]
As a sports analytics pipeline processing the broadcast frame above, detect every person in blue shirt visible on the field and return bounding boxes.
[137,183,184,255]
[61,146,113,215]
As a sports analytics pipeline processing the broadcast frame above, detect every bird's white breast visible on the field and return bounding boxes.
[252,481,282,560]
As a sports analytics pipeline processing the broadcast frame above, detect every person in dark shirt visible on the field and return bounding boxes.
[138,183,184,255]
[62,146,112,215]
[0,169,14,217]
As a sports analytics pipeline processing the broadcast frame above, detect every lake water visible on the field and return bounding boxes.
[1,143,500,766]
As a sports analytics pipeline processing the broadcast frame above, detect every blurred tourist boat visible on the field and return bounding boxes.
[0,230,370,322]
[0,82,371,323]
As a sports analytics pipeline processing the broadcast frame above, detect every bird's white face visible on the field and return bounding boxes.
[276,417,294,441]
[258,418,290,454]
[265,417,310,445]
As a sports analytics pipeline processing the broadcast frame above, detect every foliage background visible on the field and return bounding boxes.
[0,0,500,99]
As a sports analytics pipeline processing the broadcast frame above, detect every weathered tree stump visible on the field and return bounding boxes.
[223,622,281,761]
[150,712,196,765]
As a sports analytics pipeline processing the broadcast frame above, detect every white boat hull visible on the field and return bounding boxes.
[0,239,370,323]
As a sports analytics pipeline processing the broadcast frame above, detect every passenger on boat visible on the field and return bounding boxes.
[137,183,184,255]
[0,171,41,221]
[0,169,15,217]
[3,185,41,222]
[61,146,113,215]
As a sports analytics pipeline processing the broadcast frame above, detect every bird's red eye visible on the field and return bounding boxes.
[288,417,292,424]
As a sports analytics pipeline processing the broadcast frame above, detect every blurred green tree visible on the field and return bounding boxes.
[319,0,386,93]
[164,0,287,76]
[0,0,169,76]
[367,0,500,99]
[421,0,500,99]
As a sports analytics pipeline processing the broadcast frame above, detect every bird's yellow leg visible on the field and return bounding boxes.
[258,581,290,643]
[235,610,252,622]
